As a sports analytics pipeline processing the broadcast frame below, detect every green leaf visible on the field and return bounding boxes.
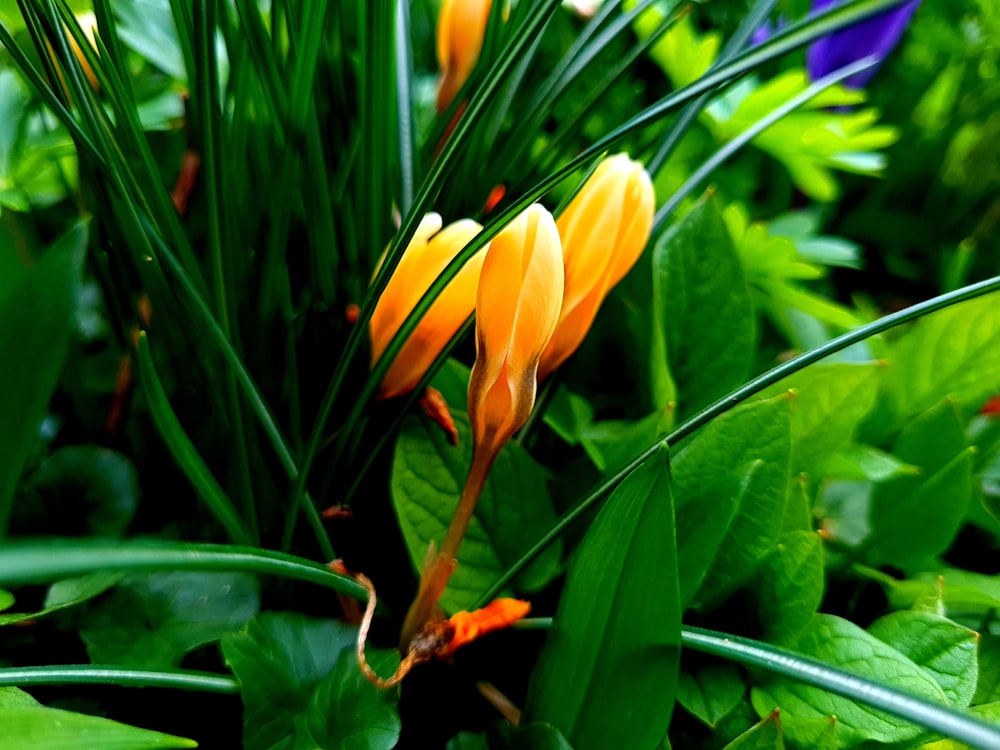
[975,636,1000,706]
[0,687,41,708]
[673,395,792,609]
[722,710,784,750]
[543,385,595,447]
[222,612,399,750]
[0,706,196,749]
[580,407,673,474]
[755,363,880,474]
[652,194,756,415]
[878,292,1000,429]
[867,611,978,708]
[300,650,401,750]
[525,445,680,750]
[391,412,562,612]
[867,401,975,567]
[0,588,12,612]
[677,662,746,729]
[751,531,824,644]
[447,722,574,750]
[0,222,86,534]
[0,572,121,626]
[80,571,259,667]
[751,614,948,746]
[813,444,918,483]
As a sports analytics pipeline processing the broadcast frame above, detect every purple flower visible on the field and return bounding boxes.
[806,0,921,88]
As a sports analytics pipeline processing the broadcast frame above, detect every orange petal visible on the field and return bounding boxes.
[442,598,532,656]
[436,0,493,112]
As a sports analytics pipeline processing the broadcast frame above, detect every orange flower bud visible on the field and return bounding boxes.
[538,154,655,380]
[370,213,488,399]
[436,0,493,112]
[468,204,564,460]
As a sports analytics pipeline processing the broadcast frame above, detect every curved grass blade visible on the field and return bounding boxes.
[0,666,238,694]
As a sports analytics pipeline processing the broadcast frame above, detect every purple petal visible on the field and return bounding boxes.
[807,0,921,88]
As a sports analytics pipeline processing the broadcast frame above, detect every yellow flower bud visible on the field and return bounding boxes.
[468,204,564,460]
[370,213,488,400]
[538,153,655,380]
[436,0,493,112]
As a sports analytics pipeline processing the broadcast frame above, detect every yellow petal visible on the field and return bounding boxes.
[436,0,493,112]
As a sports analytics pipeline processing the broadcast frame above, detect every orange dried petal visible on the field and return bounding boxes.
[441,598,531,656]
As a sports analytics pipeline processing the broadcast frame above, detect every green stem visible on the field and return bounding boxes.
[0,541,367,600]
[0,666,238,694]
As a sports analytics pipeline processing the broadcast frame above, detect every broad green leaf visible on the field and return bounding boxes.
[525,446,680,750]
[867,401,975,567]
[723,710,784,749]
[15,446,139,537]
[391,412,562,612]
[652,194,756,416]
[877,292,1000,430]
[755,363,879,474]
[80,571,259,667]
[814,444,918,483]
[113,0,186,80]
[676,462,760,607]
[0,222,86,533]
[0,687,41,708]
[751,531,824,644]
[0,588,12,612]
[880,569,1000,617]
[447,722,573,750]
[299,650,401,750]
[751,614,948,746]
[544,385,595,447]
[0,571,121,626]
[976,636,1000,706]
[677,662,746,728]
[222,612,399,750]
[0,706,195,749]
[867,611,978,708]
[673,395,792,609]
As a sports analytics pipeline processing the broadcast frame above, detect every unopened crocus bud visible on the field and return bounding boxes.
[436,0,492,112]
[468,204,564,462]
[807,0,921,89]
[537,153,654,380]
[370,213,488,399]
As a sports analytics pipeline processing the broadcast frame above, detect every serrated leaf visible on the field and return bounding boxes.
[723,710,784,749]
[0,222,86,530]
[525,446,680,750]
[674,396,792,609]
[223,612,398,750]
[867,611,978,708]
[677,662,746,728]
[80,571,259,667]
[652,194,756,415]
[391,412,561,612]
[756,363,880,474]
[880,292,1000,429]
[752,531,824,644]
[751,614,947,746]
[0,706,196,749]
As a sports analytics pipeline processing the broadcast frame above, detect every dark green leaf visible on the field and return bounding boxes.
[652,194,756,415]
[751,614,947,746]
[751,531,824,644]
[447,723,574,750]
[525,445,680,750]
[673,395,792,609]
[0,588,12,612]
[975,636,1000,706]
[867,401,975,567]
[0,706,196,749]
[0,222,86,534]
[580,407,673,474]
[0,572,120,626]
[299,650,401,750]
[544,386,595,447]
[80,571,259,667]
[677,662,746,728]
[722,710,784,749]
[867,611,978,708]
[391,412,562,612]
[222,612,399,750]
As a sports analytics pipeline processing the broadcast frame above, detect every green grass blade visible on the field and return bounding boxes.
[0,666,239,694]
[135,332,254,546]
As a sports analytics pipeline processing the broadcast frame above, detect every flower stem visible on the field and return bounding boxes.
[399,446,493,648]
